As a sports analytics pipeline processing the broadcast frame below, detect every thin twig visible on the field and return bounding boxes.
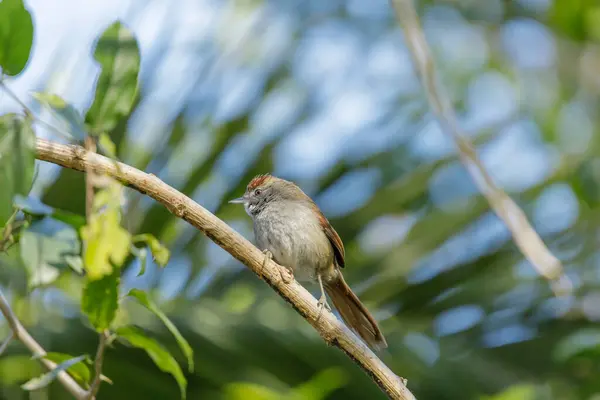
[0,81,75,142]
[87,330,108,399]
[0,208,19,252]
[34,138,416,400]
[0,290,89,399]
[0,331,13,355]
[0,80,31,114]
[389,0,572,295]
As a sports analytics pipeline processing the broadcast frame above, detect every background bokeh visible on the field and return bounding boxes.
[1,0,600,399]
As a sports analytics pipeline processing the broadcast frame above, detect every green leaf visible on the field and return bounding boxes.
[482,384,537,400]
[35,352,91,387]
[81,207,131,280]
[132,234,170,267]
[35,352,112,387]
[64,255,84,274]
[21,355,87,391]
[553,328,600,361]
[117,326,186,399]
[292,367,347,400]
[19,217,81,288]
[81,180,130,280]
[0,0,33,76]
[82,270,119,331]
[86,21,140,134]
[31,92,85,140]
[0,354,39,386]
[131,246,147,276]
[127,289,193,372]
[0,114,35,226]
[586,7,600,42]
[98,132,117,159]
[224,382,281,400]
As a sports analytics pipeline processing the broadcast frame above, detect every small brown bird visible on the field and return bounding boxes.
[230,174,387,349]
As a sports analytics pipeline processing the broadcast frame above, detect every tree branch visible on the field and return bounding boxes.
[87,330,108,399]
[390,0,572,295]
[0,290,89,399]
[34,137,416,400]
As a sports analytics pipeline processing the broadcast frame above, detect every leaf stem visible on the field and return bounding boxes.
[87,330,109,399]
[0,80,31,114]
[0,80,75,142]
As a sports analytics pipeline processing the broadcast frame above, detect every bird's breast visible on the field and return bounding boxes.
[253,203,334,282]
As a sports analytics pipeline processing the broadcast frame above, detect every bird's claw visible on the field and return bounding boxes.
[316,294,331,321]
[317,295,331,311]
[260,249,294,284]
[259,249,272,278]
[279,266,294,284]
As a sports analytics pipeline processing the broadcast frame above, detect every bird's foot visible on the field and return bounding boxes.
[259,249,272,278]
[260,249,294,284]
[316,293,331,321]
[278,265,294,284]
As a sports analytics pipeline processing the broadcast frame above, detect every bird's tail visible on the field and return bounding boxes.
[324,275,387,350]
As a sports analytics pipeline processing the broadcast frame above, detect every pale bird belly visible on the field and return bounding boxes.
[254,209,333,283]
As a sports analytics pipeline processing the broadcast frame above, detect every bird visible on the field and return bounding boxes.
[230,174,387,350]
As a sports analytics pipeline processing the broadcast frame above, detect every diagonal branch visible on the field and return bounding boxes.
[0,290,89,399]
[34,137,416,400]
[390,0,572,295]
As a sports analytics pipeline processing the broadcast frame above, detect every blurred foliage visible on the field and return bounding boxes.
[85,21,140,135]
[31,92,86,140]
[1,0,600,399]
[21,355,89,392]
[0,114,35,225]
[1,8,191,398]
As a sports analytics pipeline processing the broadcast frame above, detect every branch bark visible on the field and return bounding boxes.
[0,290,89,399]
[390,0,572,295]
[34,138,415,400]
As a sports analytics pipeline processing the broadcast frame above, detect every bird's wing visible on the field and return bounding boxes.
[312,204,345,268]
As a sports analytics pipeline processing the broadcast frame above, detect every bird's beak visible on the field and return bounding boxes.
[229,196,247,204]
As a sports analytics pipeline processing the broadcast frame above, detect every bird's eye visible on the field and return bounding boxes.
[254,189,261,196]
